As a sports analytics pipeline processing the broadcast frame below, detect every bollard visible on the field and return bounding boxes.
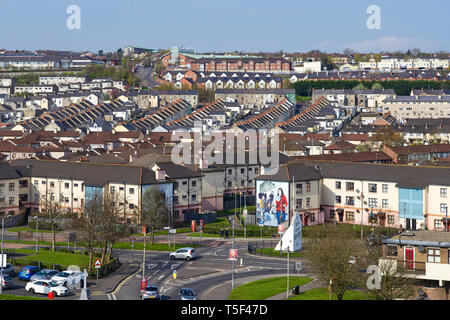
[48,291,54,300]
[240,258,243,266]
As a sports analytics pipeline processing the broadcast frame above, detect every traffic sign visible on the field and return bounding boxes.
[295,262,303,272]
[94,259,101,269]
[243,209,248,216]
[173,270,177,280]
[278,224,285,234]
[169,229,176,234]
[130,238,135,245]
[140,279,147,290]
[229,249,238,261]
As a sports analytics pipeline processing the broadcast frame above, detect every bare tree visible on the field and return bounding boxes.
[304,227,367,300]
[71,192,104,272]
[367,258,415,300]
[141,186,169,245]
[37,192,72,251]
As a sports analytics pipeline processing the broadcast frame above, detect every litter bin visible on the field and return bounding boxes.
[247,242,256,254]
[292,285,300,295]
[48,291,54,300]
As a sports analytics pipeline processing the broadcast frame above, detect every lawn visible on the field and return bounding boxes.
[287,287,368,300]
[112,241,201,251]
[8,227,58,233]
[228,276,313,300]
[0,294,47,300]
[11,248,90,269]
[255,248,306,258]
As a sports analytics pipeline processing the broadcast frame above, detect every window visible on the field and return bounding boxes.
[74,198,78,202]
[335,195,341,203]
[306,198,311,207]
[227,181,232,188]
[296,183,303,194]
[369,198,377,207]
[9,197,14,205]
[110,186,115,194]
[346,196,355,206]
[34,194,39,202]
[345,211,354,221]
[329,210,335,219]
[173,210,179,219]
[387,245,398,257]
[240,168,245,174]
[306,182,311,192]
[310,214,315,222]
[119,186,124,191]
[74,183,78,188]
[255,168,259,174]
[50,182,55,188]
[441,188,447,197]
[64,183,70,189]
[182,181,187,185]
[434,219,442,229]
[296,199,303,208]
[440,203,448,213]
[335,181,341,189]
[228,169,233,175]
[368,184,377,193]
[174,196,179,205]
[427,248,440,263]
[41,181,45,185]
[388,215,394,224]
[382,199,388,208]
[182,195,187,200]
[129,204,135,210]
[65,197,69,203]
[382,184,388,193]
[34,180,39,187]
[173,182,178,190]
[346,182,354,191]
[19,180,28,188]
[191,194,197,201]
[241,180,245,186]
[191,180,197,187]
[129,188,134,195]
[8,183,15,191]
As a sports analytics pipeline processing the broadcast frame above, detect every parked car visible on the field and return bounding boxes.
[51,270,83,288]
[18,266,41,281]
[2,263,15,277]
[0,274,14,289]
[179,288,197,300]
[170,248,197,261]
[30,269,59,282]
[25,280,69,297]
[140,285,160,300]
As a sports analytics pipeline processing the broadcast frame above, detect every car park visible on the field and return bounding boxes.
[179,288,197,300]
[25,280,69,297]
[169,248,197,261]
[51,270,83,288]
[0,275,14,290]
[30,269,59,282]
[18,266,41,281]
[140,285,160,300]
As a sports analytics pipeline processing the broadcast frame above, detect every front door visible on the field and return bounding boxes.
[405,248,414,270]
[406,218,411,230]
[379,216,385,227]
[338,211,344,222]
[304,215,309,226]
[412,219,417,230]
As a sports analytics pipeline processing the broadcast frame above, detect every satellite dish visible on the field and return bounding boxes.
[418,245,425,253]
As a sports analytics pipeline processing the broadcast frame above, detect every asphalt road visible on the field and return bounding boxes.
[135,67,159,88]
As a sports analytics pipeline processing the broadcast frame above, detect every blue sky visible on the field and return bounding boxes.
[1,0,448,53]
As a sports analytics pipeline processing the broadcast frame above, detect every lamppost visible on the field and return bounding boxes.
[1,215,12,295]
[231,219,235,290]
[34,216,39,254]
[286,240,292,299]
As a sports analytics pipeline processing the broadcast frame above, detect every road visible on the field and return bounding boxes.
[135,67,159,88]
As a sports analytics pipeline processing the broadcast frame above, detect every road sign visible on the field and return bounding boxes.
[130,238,136,245]
[94,259,101,269]
[163,227,170,230]
[295,262,303,272]
[140,279,147,290]
[68,232,77,242]
[173,270,177,280]
[229,249,238,261]
[243,209,248,216]
[169,229,176,234]
[278,224,285,234]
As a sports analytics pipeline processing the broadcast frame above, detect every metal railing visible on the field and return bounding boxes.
[396,260,426,276]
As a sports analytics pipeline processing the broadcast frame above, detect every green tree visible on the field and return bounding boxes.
[353,82,366,90]
[354,53,362,63]
[371,82,384,90]
[374,127,404,147]
[141,186,170,245]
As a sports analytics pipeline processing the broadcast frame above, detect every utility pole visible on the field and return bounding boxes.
[231,219,235,290]
[286,243,291,299]
[0,218,4,295]
[35,216,39,254]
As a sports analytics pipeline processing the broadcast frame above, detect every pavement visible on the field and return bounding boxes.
[89,260,141,295]
[266,278,323,300]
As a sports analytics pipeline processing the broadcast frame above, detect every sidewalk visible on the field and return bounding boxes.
[89,260,140,295]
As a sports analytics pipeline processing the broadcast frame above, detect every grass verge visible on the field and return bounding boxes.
[287,287,368,300]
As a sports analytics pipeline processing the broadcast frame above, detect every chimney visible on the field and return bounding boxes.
[156,169,166,180]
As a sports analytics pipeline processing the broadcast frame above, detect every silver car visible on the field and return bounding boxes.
[30,269,59,282]
[140,285,160,300]
[0,274,14,289]
[179,288,197,300]
[170,248,197,261]
[2,263,15,277]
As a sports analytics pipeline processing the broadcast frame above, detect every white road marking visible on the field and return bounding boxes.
[162,261,169,268]
[158,275,164,280]
[147,264,157,270]
[171,264,180,270]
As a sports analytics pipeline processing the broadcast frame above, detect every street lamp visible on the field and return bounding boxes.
[231,219,235,290]
[286,240,292,299]
[1,214,12,295]
[34,216,39,254]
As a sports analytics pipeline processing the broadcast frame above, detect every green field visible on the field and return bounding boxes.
[228,276,313,300]
[11,249,90,269]
[255,248,305,258]
[287,287,368,300]
[0,294,47,300]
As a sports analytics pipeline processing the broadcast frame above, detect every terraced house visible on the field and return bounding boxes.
[255,160,450,230]
[4,160,173,223]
